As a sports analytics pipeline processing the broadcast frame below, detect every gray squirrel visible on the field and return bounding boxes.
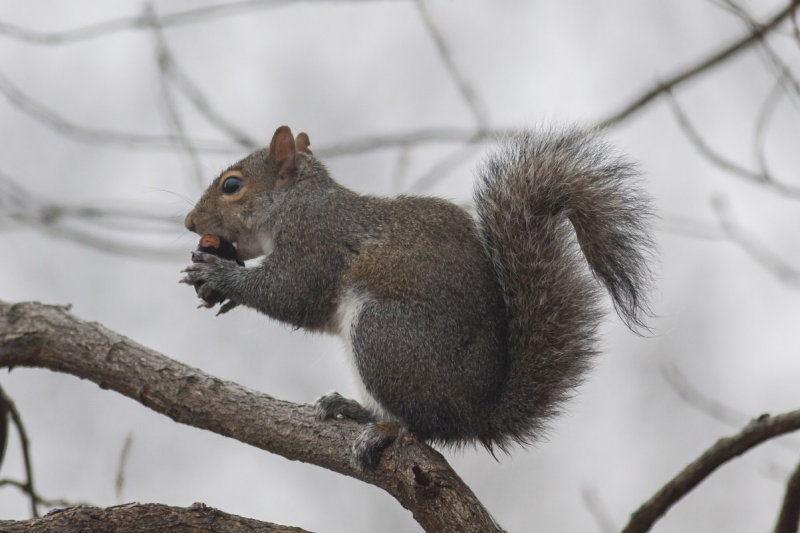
[181,125,653,469]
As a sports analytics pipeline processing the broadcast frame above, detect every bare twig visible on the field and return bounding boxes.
[390,147,412,191]
[0,0,403,45]
[0,387,38,517]
[0,387,7,472]
[0,479,92,509]
[657,208,800,290]
[0,67,510,156]
[414,0,489,128]
[597,0,800,128]
[792,7,800,46]
[754,74,800,195]
[114,434,133,505]
[0,71,240,154]
[661,362,800,453]
[712,196,800,287]
[754,78,784,179]
[408,138,485,193]
[715,0,800,99]
[581,486,616,533]
[666,92,763,182]
[661,362,748,427]
[144,4,206,188]
[622,409,800,533]
[657,214,726,241]
[0,170,185,260]
[163,54,260,150]
[774,457,800,533]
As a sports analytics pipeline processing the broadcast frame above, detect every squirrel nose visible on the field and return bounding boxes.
[184,213,196,233]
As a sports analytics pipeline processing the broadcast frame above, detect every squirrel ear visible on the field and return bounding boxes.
[269,125,297,189]
[296,132,312,154]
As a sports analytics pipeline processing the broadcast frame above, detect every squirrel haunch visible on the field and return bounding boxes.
[181,125,653,465]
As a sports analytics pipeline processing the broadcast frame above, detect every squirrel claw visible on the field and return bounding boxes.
[216,300,238,315]
[315,392,377,424]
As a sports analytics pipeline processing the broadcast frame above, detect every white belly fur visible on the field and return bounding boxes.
[334,287,391,420]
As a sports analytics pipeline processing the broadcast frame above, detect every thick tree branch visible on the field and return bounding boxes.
[622,410,800,533]
[0,502,311,533]
[0,300,501,533]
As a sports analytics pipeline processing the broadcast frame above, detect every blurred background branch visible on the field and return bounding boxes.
[0,0,797,276]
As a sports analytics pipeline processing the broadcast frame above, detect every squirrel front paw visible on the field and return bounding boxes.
[181,252,239,314]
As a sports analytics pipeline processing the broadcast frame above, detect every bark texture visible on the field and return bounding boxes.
[0,502,311,532]
[0,300,501,532]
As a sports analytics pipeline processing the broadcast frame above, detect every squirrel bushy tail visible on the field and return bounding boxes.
[474,127,653,451]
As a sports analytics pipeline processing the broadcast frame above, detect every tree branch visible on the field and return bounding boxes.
[774,456,800,533]
[0,386,38,516]
[0,502,312,533]
[0,300,502,533]
[597,0,800,128]
[0,1,404,46]
[622,410,800,533]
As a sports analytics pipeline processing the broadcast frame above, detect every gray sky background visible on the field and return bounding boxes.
[1,1,799,531]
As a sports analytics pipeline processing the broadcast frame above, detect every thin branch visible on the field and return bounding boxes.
[622,409,800,533]
[793,7,800,47]
[0,502,313,533]
[660,362,749,427]
[390,147,412,192]
[114,434,133,505]
[597,0,800,128]
[145,4,206,188]
[774,457,800,533]
[0,387,7,471]
[661,362,800,453]
[0,68,511,156]
[414,0,489,128]
[0,387,38,517]
[0,300,503,533]
[581,486,616,533]
[0,171,178,230]
[657,208,800,290]
[408,137,485,193]
[0,479,92,510]
[712,196,800,287]
[0,71,240,154]
[754,78,785,180]
[0,0,403,45]
[665,92,765,183]
[163,51,260,150]
[716,0,800,100]
[0,170,187,260]
[657,214,726,241]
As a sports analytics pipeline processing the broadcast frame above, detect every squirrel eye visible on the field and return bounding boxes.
[221,176,242,195]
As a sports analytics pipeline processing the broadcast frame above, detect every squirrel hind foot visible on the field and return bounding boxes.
[314,392,377,424]
[352,422,399,470]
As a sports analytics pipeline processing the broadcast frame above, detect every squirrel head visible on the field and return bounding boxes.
[184,125,313,261]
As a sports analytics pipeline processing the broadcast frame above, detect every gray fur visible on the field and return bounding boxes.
[182,125,653,463]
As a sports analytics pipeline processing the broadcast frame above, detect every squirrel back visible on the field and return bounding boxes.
[474,127,652,451]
